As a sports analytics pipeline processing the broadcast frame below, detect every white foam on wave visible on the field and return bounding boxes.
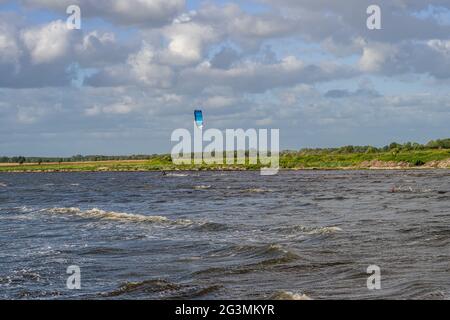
[284,225,343,235]
[0,182,7,187]
[271,291,313,300]
[393,186,433,193]
[244,188,272,193]
[45,207,191,225]
[194,185,211,190]
[307,226,343,235]
[166,173,189,177]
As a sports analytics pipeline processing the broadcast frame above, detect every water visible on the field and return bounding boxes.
[0,170,449,300]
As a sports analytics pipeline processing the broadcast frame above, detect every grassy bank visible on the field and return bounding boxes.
[280,149,450,169]
[0,149,449,172]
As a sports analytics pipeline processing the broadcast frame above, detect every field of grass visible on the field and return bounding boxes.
[0,149,449,172]
[280,149,450,169]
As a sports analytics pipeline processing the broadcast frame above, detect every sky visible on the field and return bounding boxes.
[0,0,449,156]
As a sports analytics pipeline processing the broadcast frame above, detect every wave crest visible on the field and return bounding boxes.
[274,225,343,235]
[194,185,212,190]
[45,207,187,225]
[244,188,272,193]
[271,291,313,300]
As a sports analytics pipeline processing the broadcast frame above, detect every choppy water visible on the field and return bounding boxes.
[0,171,449,300]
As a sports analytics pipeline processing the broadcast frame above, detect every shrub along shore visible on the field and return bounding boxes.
[1,139,449,172]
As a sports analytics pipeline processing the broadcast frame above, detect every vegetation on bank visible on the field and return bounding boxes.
[0,139,449,172]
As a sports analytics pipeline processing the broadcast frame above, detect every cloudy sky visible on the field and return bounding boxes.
[0,0,449,156]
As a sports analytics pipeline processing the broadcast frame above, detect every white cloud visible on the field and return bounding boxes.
[85,96,137,115]
[127,43,174,87]
[21,20,72,64]
[428,39,450,54]
[203,95,237,109]
[359,43,398,72]
[0,17,131,88]
[20,0,185,27]
[162,22,218,64]
[177,56,357,93]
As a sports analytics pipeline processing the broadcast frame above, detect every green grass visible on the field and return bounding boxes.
[0,149,449,172]
[281,149,450,168]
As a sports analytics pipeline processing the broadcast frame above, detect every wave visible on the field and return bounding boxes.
[244,188,272,193]
[0,182,7,187]
[195,244,299,276]
[42,208,232,233]
[313,196,347,201]
[225,187,273,194]
[307,226,343,235]
[17,290,62,299]
[273,224,343,235]
[10,206,34,212]
[209,243,297,259]
[5,268,42,284]
[165,173,189,177]
[194,185,212,190]
[44,207,192,226]
[102,279,221,299]
[195,221,229,232]
[271,291,313,300]
[0,206,39,220]
[102,279,182,297]
[391,186,434,193]
[174,285,222,299]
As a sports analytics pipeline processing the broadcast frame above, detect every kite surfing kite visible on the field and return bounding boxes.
[194,110,204,129]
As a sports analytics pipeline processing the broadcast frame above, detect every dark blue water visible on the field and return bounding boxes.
[0,171,449,300]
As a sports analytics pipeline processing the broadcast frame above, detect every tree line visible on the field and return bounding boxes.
[1,138,449,164]
[0,154,168,164]
[284,138,450,155]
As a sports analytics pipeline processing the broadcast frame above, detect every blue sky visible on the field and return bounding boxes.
[0,0,449,156]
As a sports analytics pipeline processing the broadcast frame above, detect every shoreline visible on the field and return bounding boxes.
[1,166,449,173]
[1,154,449,173]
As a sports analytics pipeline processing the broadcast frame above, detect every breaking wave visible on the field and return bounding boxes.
[271,291,313,300]
[194,185,212,190]
[244,188,272,193]
[102,279,181,297]
[102,279,221,299]
[195,244,299,276]
[44,208,192,226]
[273,224,343,235]
[208,243,297,259]
[391,186,434,193]
[165,173,189,177]
[42,208,230,232]
[0,182,7,187]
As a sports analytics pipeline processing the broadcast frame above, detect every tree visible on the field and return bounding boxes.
[366,146,377,154]
[391,148,400,157]
[389,142,401,150]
